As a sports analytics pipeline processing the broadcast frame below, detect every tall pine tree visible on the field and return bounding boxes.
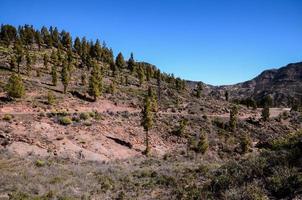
[61,60,70,94]
[141,96,153,156]
[88,61,103,101]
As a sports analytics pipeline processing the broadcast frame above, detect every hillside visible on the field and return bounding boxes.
[215,62,302,106]
[0,24,301,200]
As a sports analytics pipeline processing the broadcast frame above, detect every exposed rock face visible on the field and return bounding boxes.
[216,62,302,106]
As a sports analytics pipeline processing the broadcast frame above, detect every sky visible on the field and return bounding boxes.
[0,0,302,85]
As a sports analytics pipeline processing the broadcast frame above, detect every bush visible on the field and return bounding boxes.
[59,116,72,125]
[3,114,13,121]
[268,167,302,198]
[79,112,90,120]
[47,91,56,105]
[240,134,252,154]
[35,159,46,167]
[5,73,25,98]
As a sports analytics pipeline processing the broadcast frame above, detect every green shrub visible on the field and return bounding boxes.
[80,112,90,120]
[59,116,72,125]
[3,114,13,121]
[5,73,25,98]
[47,91,56,105]
[268,167,302,198]
[240,134,252,154]
[35,159,46,167]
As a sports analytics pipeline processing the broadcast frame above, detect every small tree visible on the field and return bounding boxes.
[108,81,116,94]
[81,72,87,85]
[262,106,270,121]
[6,73,25,98]
[196,82,203,98]
[14,43,23,73]
[141,96,153,156]
[88,61,102,101]
[225,91,229,101]
[196,131,209,154]
[47,91,56,105]
[188,130,209,155]
[25,51,32,75]
[156,69,161,102]
[115,52,125,69]
[137,66,145,86]
[9,56,16,71]
[148,87,158,112]
[229,105,238,131]
[240,134,252,154]
[128,52,135,72]
[61,61,70,94]
[173,118,188,137]
[43,54,49,70]
[51,65,57,86]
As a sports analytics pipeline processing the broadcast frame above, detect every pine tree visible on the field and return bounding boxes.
[51,27,60,47]
[115,52,125,69]
[229,105,238,131]
[128,52,135,72]
[61,60,70,94]
[9,56,16,71]
[262,106,270,121]
[25,51,32,75]
[225,91,229,101]
[51,64,57,86]
[196,130,209,154]
[5,73,25,98]
[156,69,161,102]
[81,72,87,86]
[148,87,158,112]
[14,42,23,73]
[35,30,43,50]
[108,81,116,94]
[174,119,188,136]
[43,54,49,70]
[91,39,102,60]
[88,61,102,101]
[141,96,153,156]
[240,134,252,154]
[60,30,72,49]
[41,26,52,47]
[50,50,58,66]
[196,82,203,98]
[74,37,82,55]
[0,24,17,46]
[110,62,117,77]
[138,66,145,86]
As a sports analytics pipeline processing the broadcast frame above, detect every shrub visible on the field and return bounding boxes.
[59,116,72,125]
[5,73,25,98]
[47,91,56,105]
[212,118,226,130]
[188,131,209,155]
[262,106,270,121]
[240,134,252,154]
[172,119,188,137]
[3,114,13,121]
[79,112,90,120]
[268,167,302,198]
[35,159,46,167]
[196,131,209,154]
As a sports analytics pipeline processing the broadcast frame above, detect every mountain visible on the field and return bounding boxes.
[215,62,302,106]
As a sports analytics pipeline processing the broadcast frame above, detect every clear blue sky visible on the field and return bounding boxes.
[1,0,302,85]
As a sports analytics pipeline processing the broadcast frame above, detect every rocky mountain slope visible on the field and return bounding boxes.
[215,62,302,106]
[0,24,301,199]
